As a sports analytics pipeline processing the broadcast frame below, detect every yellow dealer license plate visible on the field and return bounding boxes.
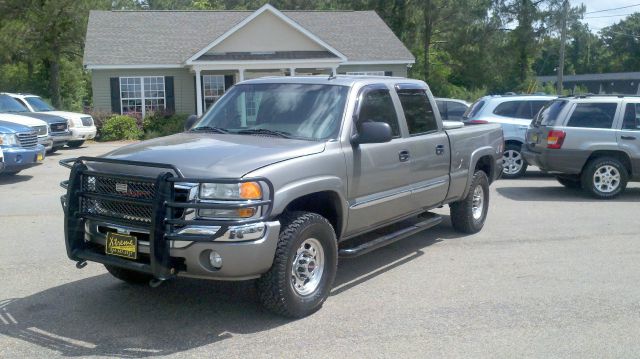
[37,153,43,161]
[105,232,137,259]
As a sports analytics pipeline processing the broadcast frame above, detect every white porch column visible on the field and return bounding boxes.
[331,67,338,76]
[195,68,203,116]
[290,67,296,76]
[239,68,245,82]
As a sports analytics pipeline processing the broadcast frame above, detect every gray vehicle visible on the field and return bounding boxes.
[435,97,470,122]
[523,95,640,199]
[60,76,503,317]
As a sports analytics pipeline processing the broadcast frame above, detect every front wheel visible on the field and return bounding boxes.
[450,170,490,234]
[502,144,528,179]
[257,212,337,318]
[581,157,628,199]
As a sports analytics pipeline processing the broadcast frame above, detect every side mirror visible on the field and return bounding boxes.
[351,121,393,145]
[184,114,198,131]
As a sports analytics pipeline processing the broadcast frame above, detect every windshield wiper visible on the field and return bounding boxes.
[235,128,293,138]
[190,126,229,134]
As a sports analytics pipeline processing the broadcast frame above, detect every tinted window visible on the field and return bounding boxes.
[358,89,400,137]
[530,101,549,118]
[566,103,617,129]
[0,95,30,113]
[25,97,54,111]
[447,102,468,121]
[493,101,531,119]
[397,89,438,135]
[464,100,485,120]
[622,103,640,130]
[534,100,568,126]
[436,100,447,120]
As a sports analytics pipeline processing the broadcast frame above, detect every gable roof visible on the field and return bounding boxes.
[83,8,415,67]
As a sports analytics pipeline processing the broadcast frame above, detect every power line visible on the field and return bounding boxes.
[585,13,636,19]
[585,3,640,14]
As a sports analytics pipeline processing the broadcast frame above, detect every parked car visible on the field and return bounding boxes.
[435,97,470,122]
[0,113,51,151]
[0,94,70,152]
[0,120,46,176]
[463,94,557,178]
[5,93,96,148]
[60,76,503,318]
[523,95,640,199]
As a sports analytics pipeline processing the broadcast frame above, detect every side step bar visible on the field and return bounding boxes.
[339,213,443,258]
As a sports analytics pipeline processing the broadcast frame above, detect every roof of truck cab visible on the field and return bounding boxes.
[239,75,424,87]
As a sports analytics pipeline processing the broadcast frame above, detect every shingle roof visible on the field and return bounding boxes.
[83,9,415,66]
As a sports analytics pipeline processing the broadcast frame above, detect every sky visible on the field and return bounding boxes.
[571,0,640,31]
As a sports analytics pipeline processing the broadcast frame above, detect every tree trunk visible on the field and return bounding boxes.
[49,46,62,108]
[423,0,433,81]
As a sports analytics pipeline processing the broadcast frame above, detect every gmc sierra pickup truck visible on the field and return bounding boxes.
[60,76,503,317]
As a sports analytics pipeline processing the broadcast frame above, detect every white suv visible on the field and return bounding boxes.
[5,93,96,148]
[463,94,556,178]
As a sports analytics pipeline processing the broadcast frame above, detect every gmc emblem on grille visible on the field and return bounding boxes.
[115,183,128,193]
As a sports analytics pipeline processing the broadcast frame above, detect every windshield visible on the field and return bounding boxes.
[0,95,29,113]
[193,83,349,140]
[463,100,485,120]
[532,100,568,127]
[25,96,54,111]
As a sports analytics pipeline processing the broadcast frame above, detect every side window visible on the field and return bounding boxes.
[530,101,549,119]
[447,102,468,121]
[397,89,438,135]
[622,103,640,130]
[493,101,528,119]
[357,88,400,137]
[566,103,618,129]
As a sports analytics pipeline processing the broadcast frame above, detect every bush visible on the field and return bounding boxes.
[142,111,188,139]
[100,115,142,141]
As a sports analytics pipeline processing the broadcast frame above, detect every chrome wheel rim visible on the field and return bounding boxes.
[472,185,484,220]
[502,150,523,175]
[291,238,325,296]
[593,165,620,193]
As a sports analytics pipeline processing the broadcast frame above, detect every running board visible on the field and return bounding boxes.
[339,213,442,258]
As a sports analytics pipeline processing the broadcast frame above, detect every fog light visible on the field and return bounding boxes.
[209,251,222,269]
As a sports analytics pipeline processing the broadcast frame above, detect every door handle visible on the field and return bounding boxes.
[436,144,445,155]
[398,150,410,162]
[621,135,636,140]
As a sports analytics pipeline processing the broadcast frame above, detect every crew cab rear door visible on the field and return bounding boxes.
[617,101,640,177]
[394,83,450,209]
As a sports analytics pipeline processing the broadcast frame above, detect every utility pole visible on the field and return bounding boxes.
[557,0,569,95]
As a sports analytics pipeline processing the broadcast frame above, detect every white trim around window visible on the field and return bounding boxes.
[202,75,226,111]
[346,71,386,76]
[119,76,166,117]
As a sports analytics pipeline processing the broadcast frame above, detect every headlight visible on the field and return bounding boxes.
[0,134,18,146]
[199,182,262,200]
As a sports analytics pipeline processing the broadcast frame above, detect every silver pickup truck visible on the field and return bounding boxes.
[60,76,503,317]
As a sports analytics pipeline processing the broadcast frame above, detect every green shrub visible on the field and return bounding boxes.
[100,115,142,141]
[142,111,188,139]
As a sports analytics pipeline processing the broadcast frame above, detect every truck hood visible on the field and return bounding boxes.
[0,113,48,127]
[16,112,67,124]
[100,132,326,178]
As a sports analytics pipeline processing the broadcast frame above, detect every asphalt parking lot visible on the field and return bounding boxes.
[1,142,640,358]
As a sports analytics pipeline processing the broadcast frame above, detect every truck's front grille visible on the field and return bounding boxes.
[33,125,48,136]
[81,117,93,126]
[50,122,68,133]
[81,175,156,224]
[17,132,38,148]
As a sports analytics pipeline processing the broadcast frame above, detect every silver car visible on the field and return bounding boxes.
[464,95,556,178]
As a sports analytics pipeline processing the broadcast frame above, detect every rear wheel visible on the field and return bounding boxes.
[502,144,528,179]
[257,211,337,318]
[581,157,628,199]
[104,264,153,285]
[67,140,85,148]
[556,176,581,189]
[450,170,490,234]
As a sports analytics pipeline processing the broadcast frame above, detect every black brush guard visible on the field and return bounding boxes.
[59,156,274,280]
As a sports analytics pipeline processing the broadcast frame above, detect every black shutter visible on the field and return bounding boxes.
[109,77,120,114]
[384,71,393,77]
[165,76,175,114]
[224,74,235,91]
[193,76,198,113]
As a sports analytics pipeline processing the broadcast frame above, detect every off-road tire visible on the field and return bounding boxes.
[556,176,582,189]
[257,211,338,318]
[450,170,490,234]
[67,140,85,148]
[104,264,153,285]
[581,157,628,199]
[502,143,528,179]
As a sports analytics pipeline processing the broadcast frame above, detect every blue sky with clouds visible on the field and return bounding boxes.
[571,0,640,31]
